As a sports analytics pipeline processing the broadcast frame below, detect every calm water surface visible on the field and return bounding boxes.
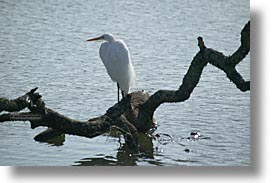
[0,0,250,166]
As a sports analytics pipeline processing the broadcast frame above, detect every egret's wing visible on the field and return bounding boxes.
[99,42,111,69]
[99,40,135,93]
[99,41,129,77]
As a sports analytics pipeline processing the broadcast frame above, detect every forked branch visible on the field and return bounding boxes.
[0,21,250,149]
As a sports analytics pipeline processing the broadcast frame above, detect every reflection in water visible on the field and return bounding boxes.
[34,128,66,146]
[33,130,211,166]
[73,133,155,166]
[71,131,210,166]
[45,135,65,146]
[35,133,65,146]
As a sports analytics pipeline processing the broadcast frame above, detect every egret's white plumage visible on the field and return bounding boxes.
[87,34,135,101]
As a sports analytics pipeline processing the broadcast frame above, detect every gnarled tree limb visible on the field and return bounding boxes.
[0,21,250,149]
[139,21,250,128]
[0,89,146,150]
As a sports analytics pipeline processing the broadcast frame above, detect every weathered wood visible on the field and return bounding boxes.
[140,21,250,123]
[0,93,30,113]
[0,21,250,149]
[0,90,146,150]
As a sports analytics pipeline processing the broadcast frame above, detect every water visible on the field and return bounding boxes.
[0,0,250,166]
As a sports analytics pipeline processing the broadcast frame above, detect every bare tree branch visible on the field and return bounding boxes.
[0,21,250,149]
[139,21,250,124]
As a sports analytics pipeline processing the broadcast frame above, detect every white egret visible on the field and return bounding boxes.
[86,34,135,102]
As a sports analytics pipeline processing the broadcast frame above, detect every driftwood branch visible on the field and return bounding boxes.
[140,21,250,122]
[0,21,250,149]
[0,89,147,150]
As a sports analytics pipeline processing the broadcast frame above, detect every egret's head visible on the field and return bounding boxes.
[86,33,115,42]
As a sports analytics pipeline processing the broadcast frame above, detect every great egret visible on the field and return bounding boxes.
[86,34,135,102]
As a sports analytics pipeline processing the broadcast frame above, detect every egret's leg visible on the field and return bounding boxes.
[117,83,120,102]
